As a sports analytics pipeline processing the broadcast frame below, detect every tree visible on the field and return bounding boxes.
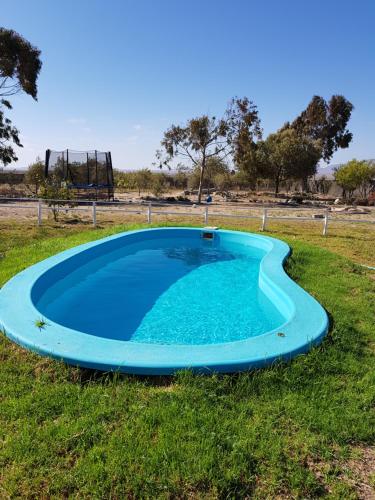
[227,97,263,189]
[134,168,153,195]
[290,132,322,192]
[39,173,74,222]
[226,97,262,163]
[315,175,332,195]
[189,156,231,192]
[0,28,42,166]
[289,95,353,162]
[213,171,233,194]
[234,141,262,190]
[259,128,321,194]
[256,136,284,195]
[151,172,168,197]
[24,158,44,194]
[231,170,253,190]
[157,97,261,203]
[234,95,353,191]
[114,170,137,191]
[173,165,190,190]
[0,101,22,165]
[157,116,228,204]
[334,159,375,199]
[205,156,231,191]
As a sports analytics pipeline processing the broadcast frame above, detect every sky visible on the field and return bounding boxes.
[2,0,375,171]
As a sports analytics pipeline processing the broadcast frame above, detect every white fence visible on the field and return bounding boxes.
[0,197,374,236]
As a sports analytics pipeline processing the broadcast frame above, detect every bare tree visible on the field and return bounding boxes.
[157,97,261,203]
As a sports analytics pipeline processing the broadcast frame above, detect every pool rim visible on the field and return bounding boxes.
[0,227,329,374]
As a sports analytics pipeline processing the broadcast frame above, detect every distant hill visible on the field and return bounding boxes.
[0,168,26,174]
[316,164,340,179]
[317,160,375,179]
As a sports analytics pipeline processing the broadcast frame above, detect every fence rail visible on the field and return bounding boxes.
[0,197,374,236]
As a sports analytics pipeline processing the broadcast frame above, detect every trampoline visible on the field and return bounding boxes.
[45,149,114,200]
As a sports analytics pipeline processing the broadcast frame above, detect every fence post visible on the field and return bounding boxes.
[261,208,268,231]
[37,199,42,226]
[147,202,152,224]
[323,209,329,236]
[92,201,97,227]
[204,205,209,225]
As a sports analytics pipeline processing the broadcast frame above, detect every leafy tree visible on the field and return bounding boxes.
[189,156,231,192]
[259,128,321,194]
[334,159,375,199]
[227,97,263,189]
[205,156,231,189]
[226,97,262,165]
[231,170,253,190]
[157,97,261,203]
[151,172,168,197]
[0,28,42,165]
[39,173,74,222]
[0,101,22,165]
[289,95,353,162]
[236,140,264,189]
[235,94,353,190]
[114,170,138,191]
[134,168,153,195]
[173,165,190,190]
[315,175,332,195]
[213,171,233,193]
[291,132,322,191]
[24,158,44,194]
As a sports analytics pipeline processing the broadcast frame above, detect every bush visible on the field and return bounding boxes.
[151,173,168,197]
[39,174,75,221]
[24,159,44,195]
[354,198,369,206]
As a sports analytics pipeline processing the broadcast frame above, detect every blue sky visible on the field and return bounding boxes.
[3,0,375,170]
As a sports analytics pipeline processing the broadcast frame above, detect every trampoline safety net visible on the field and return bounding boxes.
[45,149,114,200]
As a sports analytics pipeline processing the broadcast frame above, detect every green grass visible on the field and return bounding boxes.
[0,222,375,498]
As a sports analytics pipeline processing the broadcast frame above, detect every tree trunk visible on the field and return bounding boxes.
[197,158,206,204]
[274,174,280,195]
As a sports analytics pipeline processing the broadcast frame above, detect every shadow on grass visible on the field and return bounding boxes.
[66,365,175,387]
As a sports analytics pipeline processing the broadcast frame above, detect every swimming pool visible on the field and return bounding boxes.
[0,228,328,374]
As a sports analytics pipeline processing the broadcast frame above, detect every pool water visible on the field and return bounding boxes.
[36,237,286,344]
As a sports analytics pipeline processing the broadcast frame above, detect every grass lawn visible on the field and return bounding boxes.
[0,220,374,498]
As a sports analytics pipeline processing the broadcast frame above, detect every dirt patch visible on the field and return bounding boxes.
[306,446,375,499]
[342,446,375,500]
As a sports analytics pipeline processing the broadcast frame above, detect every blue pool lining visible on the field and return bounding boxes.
[0,228,329,374]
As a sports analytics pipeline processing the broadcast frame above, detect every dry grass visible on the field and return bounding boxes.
[1,210,374,266]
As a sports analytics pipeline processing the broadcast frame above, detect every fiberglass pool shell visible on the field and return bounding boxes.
[0,228,328,374]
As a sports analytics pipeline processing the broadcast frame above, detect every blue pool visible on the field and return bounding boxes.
[0,228,328,374]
